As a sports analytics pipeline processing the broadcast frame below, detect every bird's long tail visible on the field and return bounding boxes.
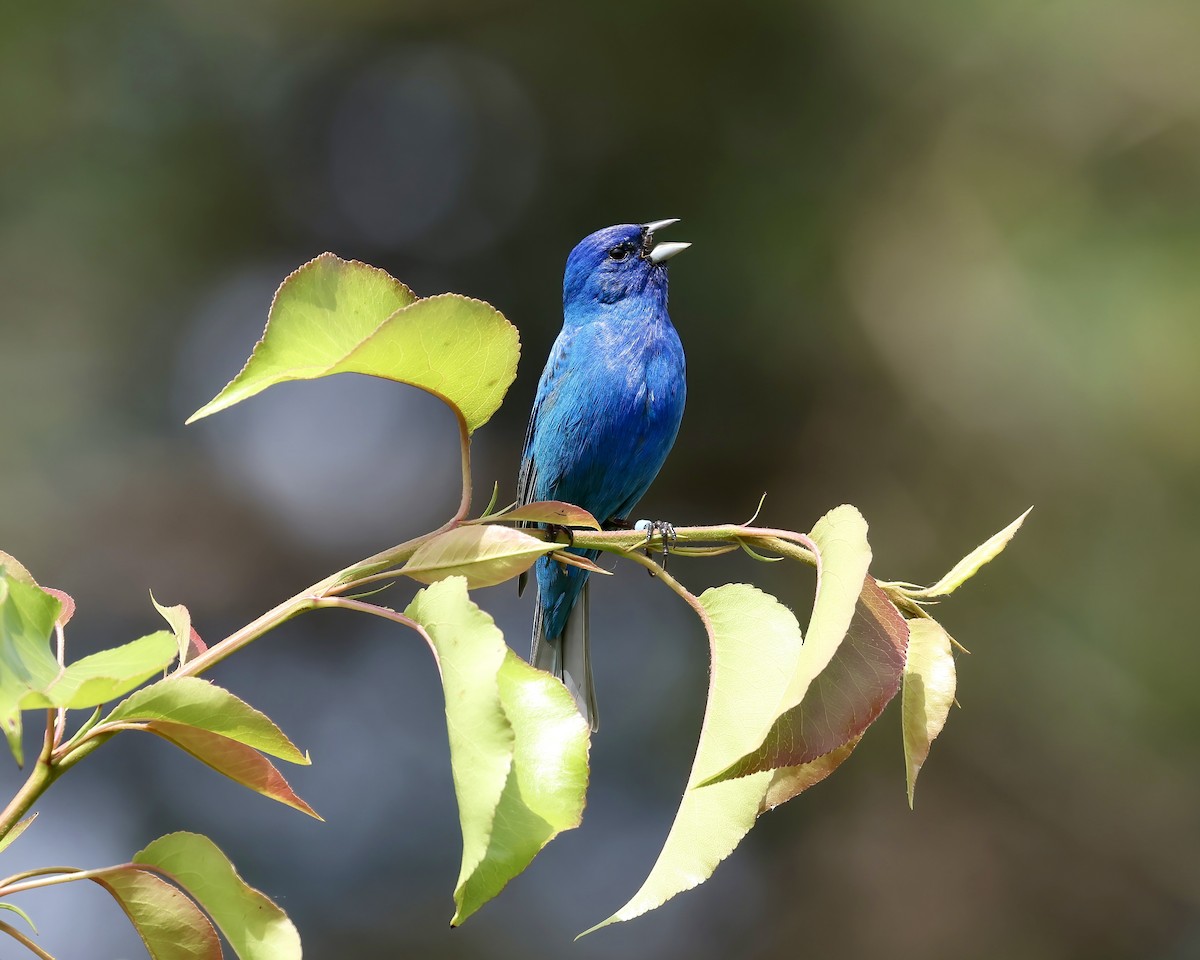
[532,580,597,731]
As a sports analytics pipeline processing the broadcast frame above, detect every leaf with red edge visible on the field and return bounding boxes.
[706,577,908,785]
[0,551,37,586]
[106,677,309,764]
[91,865,221,960]
[485,501,601,530]
[142,721,321,819]
[761,737,862,811]
[0,573,62,765]
[134,832,300,960]
[43,589,75,628]
[151,594,196,668]
[187,628,207,659]
[711,505,872,784]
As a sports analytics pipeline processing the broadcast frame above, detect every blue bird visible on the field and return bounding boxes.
[517,220,689,730]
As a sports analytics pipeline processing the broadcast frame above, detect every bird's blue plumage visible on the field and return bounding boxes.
[517,222,688,730]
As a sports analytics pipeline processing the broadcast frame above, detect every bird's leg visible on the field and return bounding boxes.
[548,523,575,548]
[604,517,634,531]
[634,519,677,574]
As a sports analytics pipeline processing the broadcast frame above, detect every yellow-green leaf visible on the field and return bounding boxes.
[582,584,803,934]
[20,632,178,710]
[107,677,309,764]
[187,253,519,433]
[92,865,221,960]
[405,578,588,925]
[902,619,956,808]
[134,832,299,960]
[698,505,872,784]
[918,507,1032,598]
[401,525,559,589]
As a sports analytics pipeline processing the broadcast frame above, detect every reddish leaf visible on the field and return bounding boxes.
[43,589,75,628]
[760,737,862,811]
[144,721,321,819]
[704,576,908,783]
[134,832,300,960]
[92,866,221,960]
[187,628,207,658]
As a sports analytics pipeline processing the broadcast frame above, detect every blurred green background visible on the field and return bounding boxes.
[3,1,1199,957]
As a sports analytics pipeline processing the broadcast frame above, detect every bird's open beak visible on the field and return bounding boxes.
[642,218,691,264]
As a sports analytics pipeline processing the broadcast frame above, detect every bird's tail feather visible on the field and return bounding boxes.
[531,581,597,731]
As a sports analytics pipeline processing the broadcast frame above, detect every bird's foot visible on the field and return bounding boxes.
[634,519,677,574]
[548,523,575,547]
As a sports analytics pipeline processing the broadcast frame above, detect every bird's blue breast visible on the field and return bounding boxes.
[528,306,685,640]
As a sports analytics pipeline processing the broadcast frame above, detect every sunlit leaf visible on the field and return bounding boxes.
[698,505,872,784]
[0,901,36,933]
[401,525,559,589]
[0,573,62,765]
[143,721,320,819]
[917,507,1032,598]
[91,865,221,960]
[106,677,309,764]
[705,576,907,783]
[187,253,520,433]
[481,501,601,530]
[21,633,177,710]
[404,578,588,926]
[582,584,803,934]
[43,589,75,629]
[0,813,37,855]
[0,552,38,587]
[134,833,299,960]
[151,594,194,668]
[902,619,956,808]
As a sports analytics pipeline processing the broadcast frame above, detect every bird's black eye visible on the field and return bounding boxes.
[608,243,632,261]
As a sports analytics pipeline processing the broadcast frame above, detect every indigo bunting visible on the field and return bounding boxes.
[517,220,689,730]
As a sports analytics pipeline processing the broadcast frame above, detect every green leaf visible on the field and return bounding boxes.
[0,813,37,856]
[479,501,601,530]
[0,573,63,765]
[705,575,907,783]
[401,525,559,589]
[143,721,320,819]
[92,865,221,960]
[107,677,309,764]
[404,578,588,925]
[582,584,804,934]
[0,901,36,933]
[187,253,520,433]
[20,632,178,710]
[902,619,956,808]
[134,832,300,960]
[698,505,872,784]
[151,594,195,668]
[0,552,38,587]
[917,506,1032,598]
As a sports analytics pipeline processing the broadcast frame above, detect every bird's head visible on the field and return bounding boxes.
[563,220,690,312]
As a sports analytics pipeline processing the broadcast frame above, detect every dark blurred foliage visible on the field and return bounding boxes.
[2,1,1199,957]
